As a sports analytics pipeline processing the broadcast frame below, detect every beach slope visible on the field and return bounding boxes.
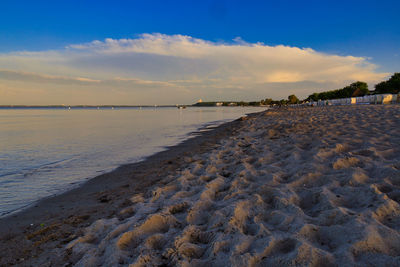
[1,105,400,266]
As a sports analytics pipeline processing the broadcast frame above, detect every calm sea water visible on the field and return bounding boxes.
[0,106,265,217]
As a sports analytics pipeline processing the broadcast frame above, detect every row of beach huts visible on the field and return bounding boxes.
[307,93,400,106]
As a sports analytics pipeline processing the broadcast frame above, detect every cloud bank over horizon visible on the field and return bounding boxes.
[0,33,389,105]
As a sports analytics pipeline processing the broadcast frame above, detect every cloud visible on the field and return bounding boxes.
[0,33,389,104]
[0,69,101,85]
[0,69,174,88]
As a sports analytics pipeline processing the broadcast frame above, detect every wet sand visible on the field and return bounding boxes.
[1,105,400,266]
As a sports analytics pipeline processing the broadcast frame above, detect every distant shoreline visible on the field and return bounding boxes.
[0,105,178,108]
[0,105,264,109]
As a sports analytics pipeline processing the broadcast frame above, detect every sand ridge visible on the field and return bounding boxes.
[56,105,399,266]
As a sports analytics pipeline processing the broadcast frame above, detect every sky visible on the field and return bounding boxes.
[0,0,399,105]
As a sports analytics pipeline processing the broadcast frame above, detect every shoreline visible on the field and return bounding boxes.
[0,110,259,265]
[0,115,244,219]
[1,105,399,266]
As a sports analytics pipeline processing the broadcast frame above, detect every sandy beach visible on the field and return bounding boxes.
[1,104,400,266]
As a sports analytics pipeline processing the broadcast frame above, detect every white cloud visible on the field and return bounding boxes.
[0,69,175,87]
[0,69,101,85]
[0,33,389,104]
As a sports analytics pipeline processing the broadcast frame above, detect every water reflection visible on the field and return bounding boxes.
[0,106,266,216]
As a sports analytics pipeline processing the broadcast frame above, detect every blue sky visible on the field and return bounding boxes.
[1,0,399,70]
[0,0,398,104]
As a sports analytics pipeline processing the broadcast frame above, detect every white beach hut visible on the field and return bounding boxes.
[358,95,370,104]
[375,94,383,104]
[369,95,376,104]
[338,98,346,105]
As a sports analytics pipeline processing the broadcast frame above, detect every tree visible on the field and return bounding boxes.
[347,81,369,97]
[263,98,273,105]
[279,99,288,105]
[308,93,319,101]
[375,73,400,94]
[305,81,368,101]
[288,94,299,104]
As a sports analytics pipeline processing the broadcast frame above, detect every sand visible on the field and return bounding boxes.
[1,105,400,266]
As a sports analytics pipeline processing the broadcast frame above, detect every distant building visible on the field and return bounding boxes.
[216,102,223,106]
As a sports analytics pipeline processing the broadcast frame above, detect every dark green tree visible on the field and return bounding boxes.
[279,99,288,105]
[308,93,319,101]
[305,81,368,101]
[347,81,369,97]
[288,94,299,104]
[263,98,273,105]
[375,73,400,94]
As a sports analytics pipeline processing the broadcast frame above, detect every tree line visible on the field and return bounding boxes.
[374,73,400,94]
[193,73,399,106]
[263,72,399,105]
[305,73,399,102]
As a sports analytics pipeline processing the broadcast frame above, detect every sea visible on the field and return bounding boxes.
[0,106,266,217]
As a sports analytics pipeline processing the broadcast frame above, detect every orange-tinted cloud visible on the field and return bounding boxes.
[0,33,389,104]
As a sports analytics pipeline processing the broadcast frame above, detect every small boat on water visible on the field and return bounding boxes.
[177,105,187,109]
